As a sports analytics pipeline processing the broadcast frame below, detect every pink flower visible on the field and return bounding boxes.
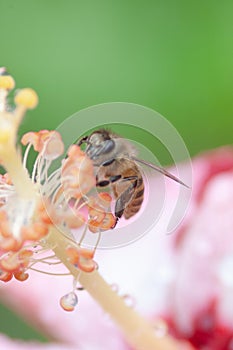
[0,147,232,349]
[165,147,233,349]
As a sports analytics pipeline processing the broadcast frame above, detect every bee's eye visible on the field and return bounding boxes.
[102,139,115,154]
[86,139,115,159]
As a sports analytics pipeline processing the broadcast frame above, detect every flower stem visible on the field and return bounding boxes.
[46,227,182,350]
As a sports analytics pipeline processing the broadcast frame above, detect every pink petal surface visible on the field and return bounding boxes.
[0,147,233,349]
[167,149,233,349]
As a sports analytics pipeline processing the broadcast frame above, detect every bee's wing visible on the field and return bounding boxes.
[131,157,190,188]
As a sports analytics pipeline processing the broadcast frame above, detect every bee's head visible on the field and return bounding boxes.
[78,129,115,164]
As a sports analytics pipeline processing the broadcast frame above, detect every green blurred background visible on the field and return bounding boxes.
[0,0,232,343]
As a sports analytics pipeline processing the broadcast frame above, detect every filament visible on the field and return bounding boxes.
[22,143,32,169]
[29,267,71,276]
[94,231,102,251]
[78,225,88,246]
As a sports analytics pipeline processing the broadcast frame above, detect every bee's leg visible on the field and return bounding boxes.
[95,174,122,229]
[114,176,138,220]
[96,175,138,227]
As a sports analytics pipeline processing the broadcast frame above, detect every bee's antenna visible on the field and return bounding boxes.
[77,136,88,146]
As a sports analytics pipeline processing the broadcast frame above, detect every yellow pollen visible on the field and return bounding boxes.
[14,88,38,109]
[0,75,15,90]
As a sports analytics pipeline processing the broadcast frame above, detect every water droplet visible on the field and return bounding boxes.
[122,294,136,308]
[110,283,119,293]
[153,319,168,338]
[60,292,78,312]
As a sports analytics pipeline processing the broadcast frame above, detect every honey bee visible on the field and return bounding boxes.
[78,129,188,226]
